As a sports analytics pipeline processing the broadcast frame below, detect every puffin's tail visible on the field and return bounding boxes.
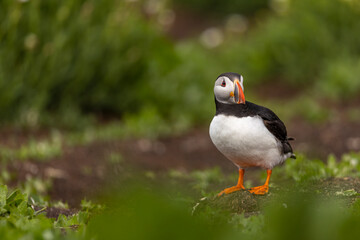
[284,137,296,159]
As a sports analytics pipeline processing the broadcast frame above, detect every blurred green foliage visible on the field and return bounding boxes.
[0,0,177,124]
[86,189,230,240]
[0,0,222,132]
[0,0,359,132]
[275,152,360,182]
[262,195,360,240]
[2,151,360,239]
[81,183,360,240]
[0,131,62,163]
[316,57,360,100]
[224,0,360,100]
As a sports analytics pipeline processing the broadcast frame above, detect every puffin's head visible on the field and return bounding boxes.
[214,72,245,104]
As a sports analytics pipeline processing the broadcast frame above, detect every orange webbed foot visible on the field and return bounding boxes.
[248,169,272,195]
[217,185,245,196]
[218,169,245,197]
[248,185,269,195]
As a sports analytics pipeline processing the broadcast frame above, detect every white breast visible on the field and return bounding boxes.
[209,114,287,169]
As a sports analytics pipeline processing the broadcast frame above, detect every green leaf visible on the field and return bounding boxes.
[6,189,27,208]
[6,189,21,203]
[0,184,7,207]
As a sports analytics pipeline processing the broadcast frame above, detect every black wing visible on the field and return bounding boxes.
[251,103,295,157]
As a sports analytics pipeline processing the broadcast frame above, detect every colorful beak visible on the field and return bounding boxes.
[234,79,245,104]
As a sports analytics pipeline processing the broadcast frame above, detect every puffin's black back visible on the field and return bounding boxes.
[215,99,295,157]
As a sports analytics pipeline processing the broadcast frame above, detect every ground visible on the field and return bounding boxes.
[2,84,360,210]
[4,114,360,208]
[194,177,360,216]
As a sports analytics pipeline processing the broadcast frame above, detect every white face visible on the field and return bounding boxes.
[214,75,245,104]
[214,76,235,104]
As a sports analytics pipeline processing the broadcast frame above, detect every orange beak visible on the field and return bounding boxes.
[234,79,245,104]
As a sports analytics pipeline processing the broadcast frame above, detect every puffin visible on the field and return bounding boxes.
[209,72,295,195]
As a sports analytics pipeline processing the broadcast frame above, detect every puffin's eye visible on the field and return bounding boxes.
[221,80,226,87]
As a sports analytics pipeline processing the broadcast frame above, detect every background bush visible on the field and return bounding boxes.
[0,0,178,124]
[222,0,360,99]
[0,0,359,129]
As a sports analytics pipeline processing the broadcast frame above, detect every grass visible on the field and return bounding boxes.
[0,132,63,163]
[1,150,360,239]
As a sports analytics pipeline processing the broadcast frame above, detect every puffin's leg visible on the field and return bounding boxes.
[218,168,245,196]
[248,169,272,195]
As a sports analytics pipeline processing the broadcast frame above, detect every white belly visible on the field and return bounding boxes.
[209,114,286,169]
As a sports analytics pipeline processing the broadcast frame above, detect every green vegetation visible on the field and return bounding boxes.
[0,0,358,132]
[0,184,102,240]
[222,0,360,100]
[0,131,62,163]
[275,152,360,182]
[0,0,177,126]
[2,153,360,239]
